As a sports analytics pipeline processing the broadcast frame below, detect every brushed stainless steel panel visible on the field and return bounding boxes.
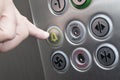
[29,0,120,80]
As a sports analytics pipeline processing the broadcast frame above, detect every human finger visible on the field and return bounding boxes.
[13,4,49,40]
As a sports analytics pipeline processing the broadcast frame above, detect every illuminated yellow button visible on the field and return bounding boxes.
[50,32,58,42]
[47,26,63,47]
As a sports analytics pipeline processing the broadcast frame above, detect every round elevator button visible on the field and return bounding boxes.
[65,20,86,45]
[49,0,68,15]
[71,48,92,72]
[95,43,119,70]
[71,0,92,9]
[92,18,109,37]
[51,51,69,73]
[47,26,63,47]
[97,47,115,66]
[90,14,113,41]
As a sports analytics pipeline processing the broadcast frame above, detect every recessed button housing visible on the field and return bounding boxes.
[65,20,86,45]
[51,51,69,73]
[49,0,68,15]
[95,43,119,70]
[71,48,92,72]
[47,26,64,47]
[89,14,113,41]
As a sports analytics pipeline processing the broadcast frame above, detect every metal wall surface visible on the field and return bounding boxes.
[0,0,44,80]
[29,0,120,80]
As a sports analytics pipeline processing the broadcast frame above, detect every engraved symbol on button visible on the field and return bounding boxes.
[51,0,65,12]
[95,22,105,33]
[50,32,58,43]
[54,56,63,67]
[91,18,110,37]
[54,0,61,8]
[100,51,111,62]
[97,47,115,66]
[95,44,119,70]
[52,51,68,71]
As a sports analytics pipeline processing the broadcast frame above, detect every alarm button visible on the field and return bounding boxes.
[47,26,63,47]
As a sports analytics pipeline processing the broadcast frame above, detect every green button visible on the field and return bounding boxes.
[71,0,92,9]
[47,26,63,47]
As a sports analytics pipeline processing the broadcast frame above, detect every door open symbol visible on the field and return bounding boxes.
[91,17,110,37]
[95,22,105,33]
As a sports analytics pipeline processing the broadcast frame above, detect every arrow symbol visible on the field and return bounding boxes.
[95,22,105,33]
[100,51,111,62]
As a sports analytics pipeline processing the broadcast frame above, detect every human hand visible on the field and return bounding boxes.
[0,0,49,52]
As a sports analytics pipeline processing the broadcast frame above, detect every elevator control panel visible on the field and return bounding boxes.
[29,0,120,80]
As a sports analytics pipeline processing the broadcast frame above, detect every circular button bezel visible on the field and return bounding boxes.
[48,0,68,15]
[70,0,92,9]
[65,20,86,45]
[71,48,92,72]
[47,26,64,47]
[51,51,69,73]
[94,43,119,70]
[89,14,113,41]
